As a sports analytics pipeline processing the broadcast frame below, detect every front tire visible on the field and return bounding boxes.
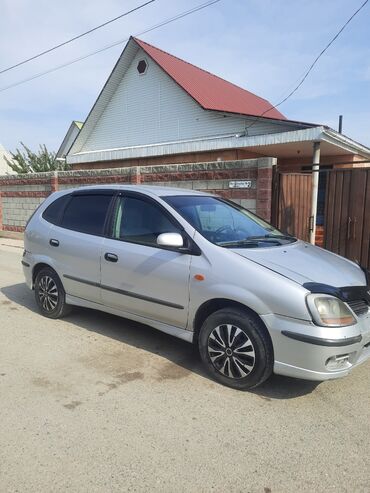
[198,308,273,390]
[34,267,71,319]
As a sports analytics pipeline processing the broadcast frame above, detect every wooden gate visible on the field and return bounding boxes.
[272,172,312,242]
[324,168,370,269]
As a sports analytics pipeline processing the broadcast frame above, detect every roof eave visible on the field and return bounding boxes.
[322,128,370,158]
[67,126,326,164]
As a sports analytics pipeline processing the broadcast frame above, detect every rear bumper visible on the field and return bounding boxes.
[261,312,370,381]
[22,258,33,290]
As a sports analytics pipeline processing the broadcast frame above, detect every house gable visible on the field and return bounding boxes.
[69,38,309,159]
[134,37,286,120]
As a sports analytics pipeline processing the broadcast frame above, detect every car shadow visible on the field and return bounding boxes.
[1,282,320,400]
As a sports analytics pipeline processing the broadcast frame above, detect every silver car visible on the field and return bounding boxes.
[22,185,370,390]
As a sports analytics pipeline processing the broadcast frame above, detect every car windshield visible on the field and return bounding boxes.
[164,195,296,248]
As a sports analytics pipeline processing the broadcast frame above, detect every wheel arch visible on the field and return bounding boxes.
[32,262,72,319]
[32,262,58,288]
[192,298,272,346]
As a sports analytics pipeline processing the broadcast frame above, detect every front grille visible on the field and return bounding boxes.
[347,299,369,317]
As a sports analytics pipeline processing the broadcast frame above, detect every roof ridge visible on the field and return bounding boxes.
[133,37,272,108]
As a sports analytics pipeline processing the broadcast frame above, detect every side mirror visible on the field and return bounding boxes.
[157,232,184,248]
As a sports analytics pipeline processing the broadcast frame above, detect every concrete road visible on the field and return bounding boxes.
[0,238,369,493]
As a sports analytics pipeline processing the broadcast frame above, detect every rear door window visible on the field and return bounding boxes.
[60,194,113,236]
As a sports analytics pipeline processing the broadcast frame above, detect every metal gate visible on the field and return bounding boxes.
[324,168,370,269]
[272,172,312,242]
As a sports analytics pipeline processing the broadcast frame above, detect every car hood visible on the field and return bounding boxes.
[231,240,366,287]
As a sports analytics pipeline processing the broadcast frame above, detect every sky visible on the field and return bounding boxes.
[0,0,369,153]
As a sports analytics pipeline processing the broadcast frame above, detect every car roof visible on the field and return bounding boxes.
[61,184,214,197]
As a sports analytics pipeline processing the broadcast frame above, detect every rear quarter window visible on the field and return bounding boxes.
[42,194,71,225]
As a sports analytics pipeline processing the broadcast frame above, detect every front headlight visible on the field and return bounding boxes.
[306,294,356,327]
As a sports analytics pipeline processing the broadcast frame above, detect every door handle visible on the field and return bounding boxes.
[49,239,59,247]
[104,252,118,263]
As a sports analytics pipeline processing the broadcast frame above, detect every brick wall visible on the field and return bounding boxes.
[0,157,275,232]
[0,173,53,232]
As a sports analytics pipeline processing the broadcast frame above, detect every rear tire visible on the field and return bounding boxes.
[34,267,71,319]
[198,308,273,390]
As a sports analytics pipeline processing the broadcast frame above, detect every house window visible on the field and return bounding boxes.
[137,59,148,75]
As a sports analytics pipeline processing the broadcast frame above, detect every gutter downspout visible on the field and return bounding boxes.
[309,141,321,244]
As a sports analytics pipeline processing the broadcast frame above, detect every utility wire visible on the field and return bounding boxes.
[0,0,155,75]
[0,0,220,93]
[245,0,369,130]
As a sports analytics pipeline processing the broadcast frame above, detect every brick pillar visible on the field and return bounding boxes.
[50,171,59,192]
[256,158,276,221]
[130,166,141,184]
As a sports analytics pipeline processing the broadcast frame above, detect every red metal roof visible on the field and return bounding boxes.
[134,37,286,121]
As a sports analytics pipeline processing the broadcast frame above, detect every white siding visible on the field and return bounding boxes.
[81,48,298,153]
[0,144,15,175]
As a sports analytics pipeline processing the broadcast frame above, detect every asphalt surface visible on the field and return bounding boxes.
[0,238,369,493]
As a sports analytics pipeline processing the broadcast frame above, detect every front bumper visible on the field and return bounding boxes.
[261,312,370,381]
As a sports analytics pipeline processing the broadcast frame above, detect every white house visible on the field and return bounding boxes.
[0,144,15,175]
[66,36,370,171]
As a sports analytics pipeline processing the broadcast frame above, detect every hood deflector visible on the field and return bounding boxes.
[303,282,370,303]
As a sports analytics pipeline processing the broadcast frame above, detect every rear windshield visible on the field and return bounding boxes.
[164,195,296,248]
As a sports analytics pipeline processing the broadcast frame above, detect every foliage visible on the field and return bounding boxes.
[4,142,71,174]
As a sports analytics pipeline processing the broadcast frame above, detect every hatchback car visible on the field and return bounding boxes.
[22,185,370,390]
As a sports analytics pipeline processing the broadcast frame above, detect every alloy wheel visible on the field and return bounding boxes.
[38,275,59,312]
[207,324,256,379]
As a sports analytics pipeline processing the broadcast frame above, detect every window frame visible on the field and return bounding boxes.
[107,191,200,255]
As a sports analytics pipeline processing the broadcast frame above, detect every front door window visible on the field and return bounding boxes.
[113,196,181,246]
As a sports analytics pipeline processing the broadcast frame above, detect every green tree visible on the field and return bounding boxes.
[5,142,71,174]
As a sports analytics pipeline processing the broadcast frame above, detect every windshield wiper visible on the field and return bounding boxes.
[218,234,296,248]
[247,234,296,241]
[218,239,260,248]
